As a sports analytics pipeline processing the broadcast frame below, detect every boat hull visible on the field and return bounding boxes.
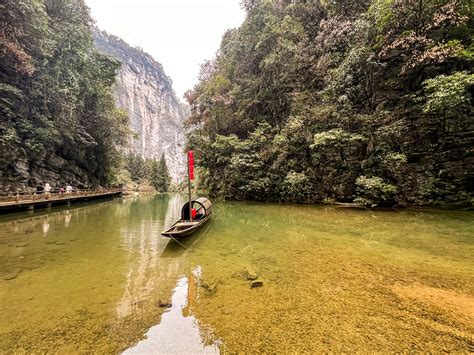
[161,213,211,238]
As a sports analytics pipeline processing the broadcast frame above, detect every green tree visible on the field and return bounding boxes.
[150,154,172,192]
[125,153,147,181]
[144,158,154,180]
[420,72,474,133]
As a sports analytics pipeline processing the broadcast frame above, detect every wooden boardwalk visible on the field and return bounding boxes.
[0,188,123,213]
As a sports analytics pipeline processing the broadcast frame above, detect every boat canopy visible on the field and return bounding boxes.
[181,197,213,220]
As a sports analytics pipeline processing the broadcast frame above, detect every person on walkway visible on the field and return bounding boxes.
[44,183,51,198]
[66,185,72,194]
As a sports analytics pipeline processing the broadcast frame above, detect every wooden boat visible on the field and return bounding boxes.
[161,197,213,238]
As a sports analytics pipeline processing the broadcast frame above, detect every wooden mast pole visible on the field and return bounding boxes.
[188,152,192,222]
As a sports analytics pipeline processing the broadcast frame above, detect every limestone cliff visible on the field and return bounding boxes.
[94,29,188,182]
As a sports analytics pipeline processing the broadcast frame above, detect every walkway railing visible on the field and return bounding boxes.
[0,188,123,205]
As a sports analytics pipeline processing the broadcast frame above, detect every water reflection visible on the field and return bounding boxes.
[42,219,50,236]
[0,201,121,238]
[0,194,212,353]
[64,211,71,227]
[124,271,219,354]
[116,194,218,353]
[164,194,184,230]
[1,195,472,353]
[116,194,186,320]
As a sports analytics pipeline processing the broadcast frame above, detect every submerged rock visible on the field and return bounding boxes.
[157,299,172,308]
[246,271,258,280]
[4,272,18,280]
[200,282,218,294]
[236,267,258,281]
[15,243,28,247]
[250,280,263,288]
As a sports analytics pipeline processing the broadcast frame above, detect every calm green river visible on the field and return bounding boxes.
[0,194,472,352]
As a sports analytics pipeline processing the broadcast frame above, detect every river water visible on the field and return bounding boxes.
[0,194,472,352]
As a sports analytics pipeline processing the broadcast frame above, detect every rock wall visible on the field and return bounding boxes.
[0,139,100,193]
[94,29,188,182]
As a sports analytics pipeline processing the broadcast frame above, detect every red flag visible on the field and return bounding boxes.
[188,150,194,181]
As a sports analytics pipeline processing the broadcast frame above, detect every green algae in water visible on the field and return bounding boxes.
[0,195,473,352]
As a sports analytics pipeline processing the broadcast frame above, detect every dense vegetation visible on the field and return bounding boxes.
[186,0,473,206]
[124,153,172,192]
[0,0,129,190]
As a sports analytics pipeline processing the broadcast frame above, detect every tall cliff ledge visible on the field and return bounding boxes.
[94,29,188,182]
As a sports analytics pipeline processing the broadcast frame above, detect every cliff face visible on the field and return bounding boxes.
[0,149,96,193]
[94,30,188,182]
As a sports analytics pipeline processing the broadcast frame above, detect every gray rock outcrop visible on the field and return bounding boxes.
[94,29,188,182]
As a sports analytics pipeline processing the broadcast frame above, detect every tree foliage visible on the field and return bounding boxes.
[125,153,148,182]
[149,154,172,193]
[124,153,172,192]
[186,0,473,206]
[0,0,130,189]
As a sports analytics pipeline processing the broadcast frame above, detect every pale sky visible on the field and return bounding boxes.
[85,0,246,99]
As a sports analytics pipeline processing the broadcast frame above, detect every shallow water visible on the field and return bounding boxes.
[0,194,473,352]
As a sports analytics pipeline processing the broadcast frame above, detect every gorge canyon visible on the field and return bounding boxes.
[94,29,188,182]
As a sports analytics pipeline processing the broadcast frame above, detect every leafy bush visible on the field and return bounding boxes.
[354,176,398,207]
[422,71,474,116]
[281,171,314,202]
[311,129,367,148]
